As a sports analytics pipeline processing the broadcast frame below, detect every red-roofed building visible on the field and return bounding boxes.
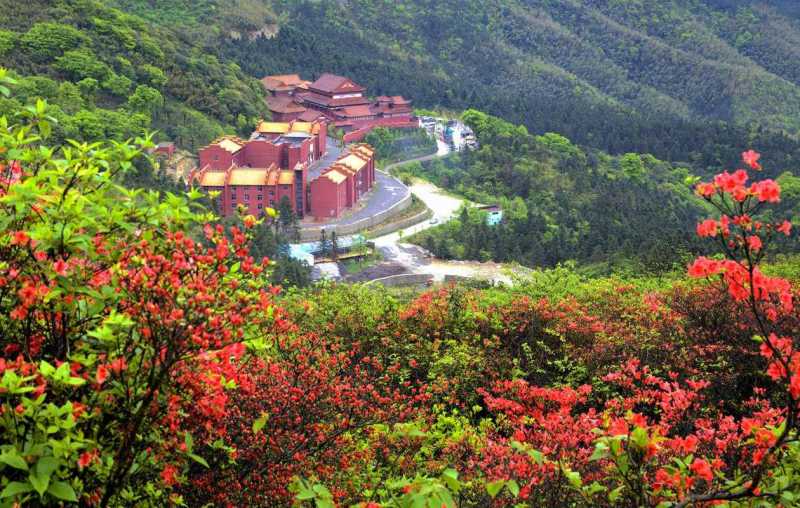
[262,72,417,135]
[309,144,376,219]
[261,74,310,97]
[194,119,328,217]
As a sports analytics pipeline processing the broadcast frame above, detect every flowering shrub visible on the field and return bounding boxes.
[0,69,279,505]
[4,64,800,507]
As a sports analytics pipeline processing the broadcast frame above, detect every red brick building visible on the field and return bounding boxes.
[197,164,299,217]
[309,144,376,220]
[193,119,327,217]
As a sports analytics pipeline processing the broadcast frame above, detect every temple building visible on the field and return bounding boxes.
[261,72,417,137]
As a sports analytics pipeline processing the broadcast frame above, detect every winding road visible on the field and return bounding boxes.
[301,138,518,284]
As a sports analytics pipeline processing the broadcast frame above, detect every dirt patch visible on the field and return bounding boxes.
[341,261,409,282]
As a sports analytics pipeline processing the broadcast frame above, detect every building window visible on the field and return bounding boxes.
[258,195,263,201]
[269,190,275,196]
[244,194,250,201]
[269,200,275,206]
[258,204,262,209]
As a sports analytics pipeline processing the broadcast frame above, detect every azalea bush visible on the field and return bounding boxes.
[4,62,800,508]
[0,69,281,505]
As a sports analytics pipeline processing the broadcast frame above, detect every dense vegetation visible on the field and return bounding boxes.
[0,0,269,150]
[223,0,800,175]
[4,78,800,506]
[364,127,437,167]
[405,110,714,270]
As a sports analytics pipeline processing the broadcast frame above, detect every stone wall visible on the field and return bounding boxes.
[366,273,433,287]
[299,185,412,241]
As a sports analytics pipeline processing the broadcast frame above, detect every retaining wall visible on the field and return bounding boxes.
[299,176,412,241]
[366,273,433,287]
[364,207,432,238]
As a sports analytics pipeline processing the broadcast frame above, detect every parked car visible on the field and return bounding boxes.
[429,217,439,225]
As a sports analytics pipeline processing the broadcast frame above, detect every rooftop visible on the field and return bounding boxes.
[309,73,365,94]
[324,169,347,184]
[278,170,295,185]
[338,154,368,172]
[199,171,226,187]
[229,167,271,186]
[257,121,291,134]
[266,95,307,114]
[337,105,374,118]
[217,138,244,153]
[261,74,309,92]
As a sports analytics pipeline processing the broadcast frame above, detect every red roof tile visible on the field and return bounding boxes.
[266,95,307,114]
[337,105,374,118]
[309,73,365,94]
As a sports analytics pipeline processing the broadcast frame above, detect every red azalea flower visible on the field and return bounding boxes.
[742,149,762,170]
[96,364,110,385]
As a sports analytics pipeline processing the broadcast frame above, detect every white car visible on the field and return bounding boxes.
[429,217,439,225]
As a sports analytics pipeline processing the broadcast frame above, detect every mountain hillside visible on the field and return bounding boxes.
[222,0,800,170]
[0,0,269,149]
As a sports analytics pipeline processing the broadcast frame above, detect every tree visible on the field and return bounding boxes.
[54,49,110,81]
[127,85,164,117]
[331,231,339,262]
[20,22,85,61]
[318,228,331,259]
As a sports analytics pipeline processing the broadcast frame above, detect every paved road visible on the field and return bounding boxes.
[301,171,409,228]
[308,136,343,180]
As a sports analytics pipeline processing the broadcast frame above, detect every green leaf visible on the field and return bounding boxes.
[0,451,29,470]
[252,413,269,434]
[589,442,609,462]
[609,485,625,503]
[28,472,49,497]
[187,453,209,468]
[0,481,33,499]
[441,468,459,491]
[506,479,520,497]
[630,426,649,449]
[312,484,332,498]
[39,360,55,377]
[47,481,77,502]
[564,469,582,489]
[486,480,505,499]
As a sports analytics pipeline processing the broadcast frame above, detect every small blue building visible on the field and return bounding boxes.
[478,205,503,226]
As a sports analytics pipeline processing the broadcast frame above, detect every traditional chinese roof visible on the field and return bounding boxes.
[266,95,306,114]
[217,137,245,153]
[337,105,374,118]
[278,170,295,185]
[298,109,326,122]
[257,121,291,134]
[323,170,347,184]
[261,74,309,92]
[290,121,313,133]
[309,73,366,94]
[299,91,370,108]
[199,171,226,187]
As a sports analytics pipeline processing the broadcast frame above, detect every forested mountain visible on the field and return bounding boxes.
[0,0,269,149]
[406,110,711,270]
[222,0,800,173]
